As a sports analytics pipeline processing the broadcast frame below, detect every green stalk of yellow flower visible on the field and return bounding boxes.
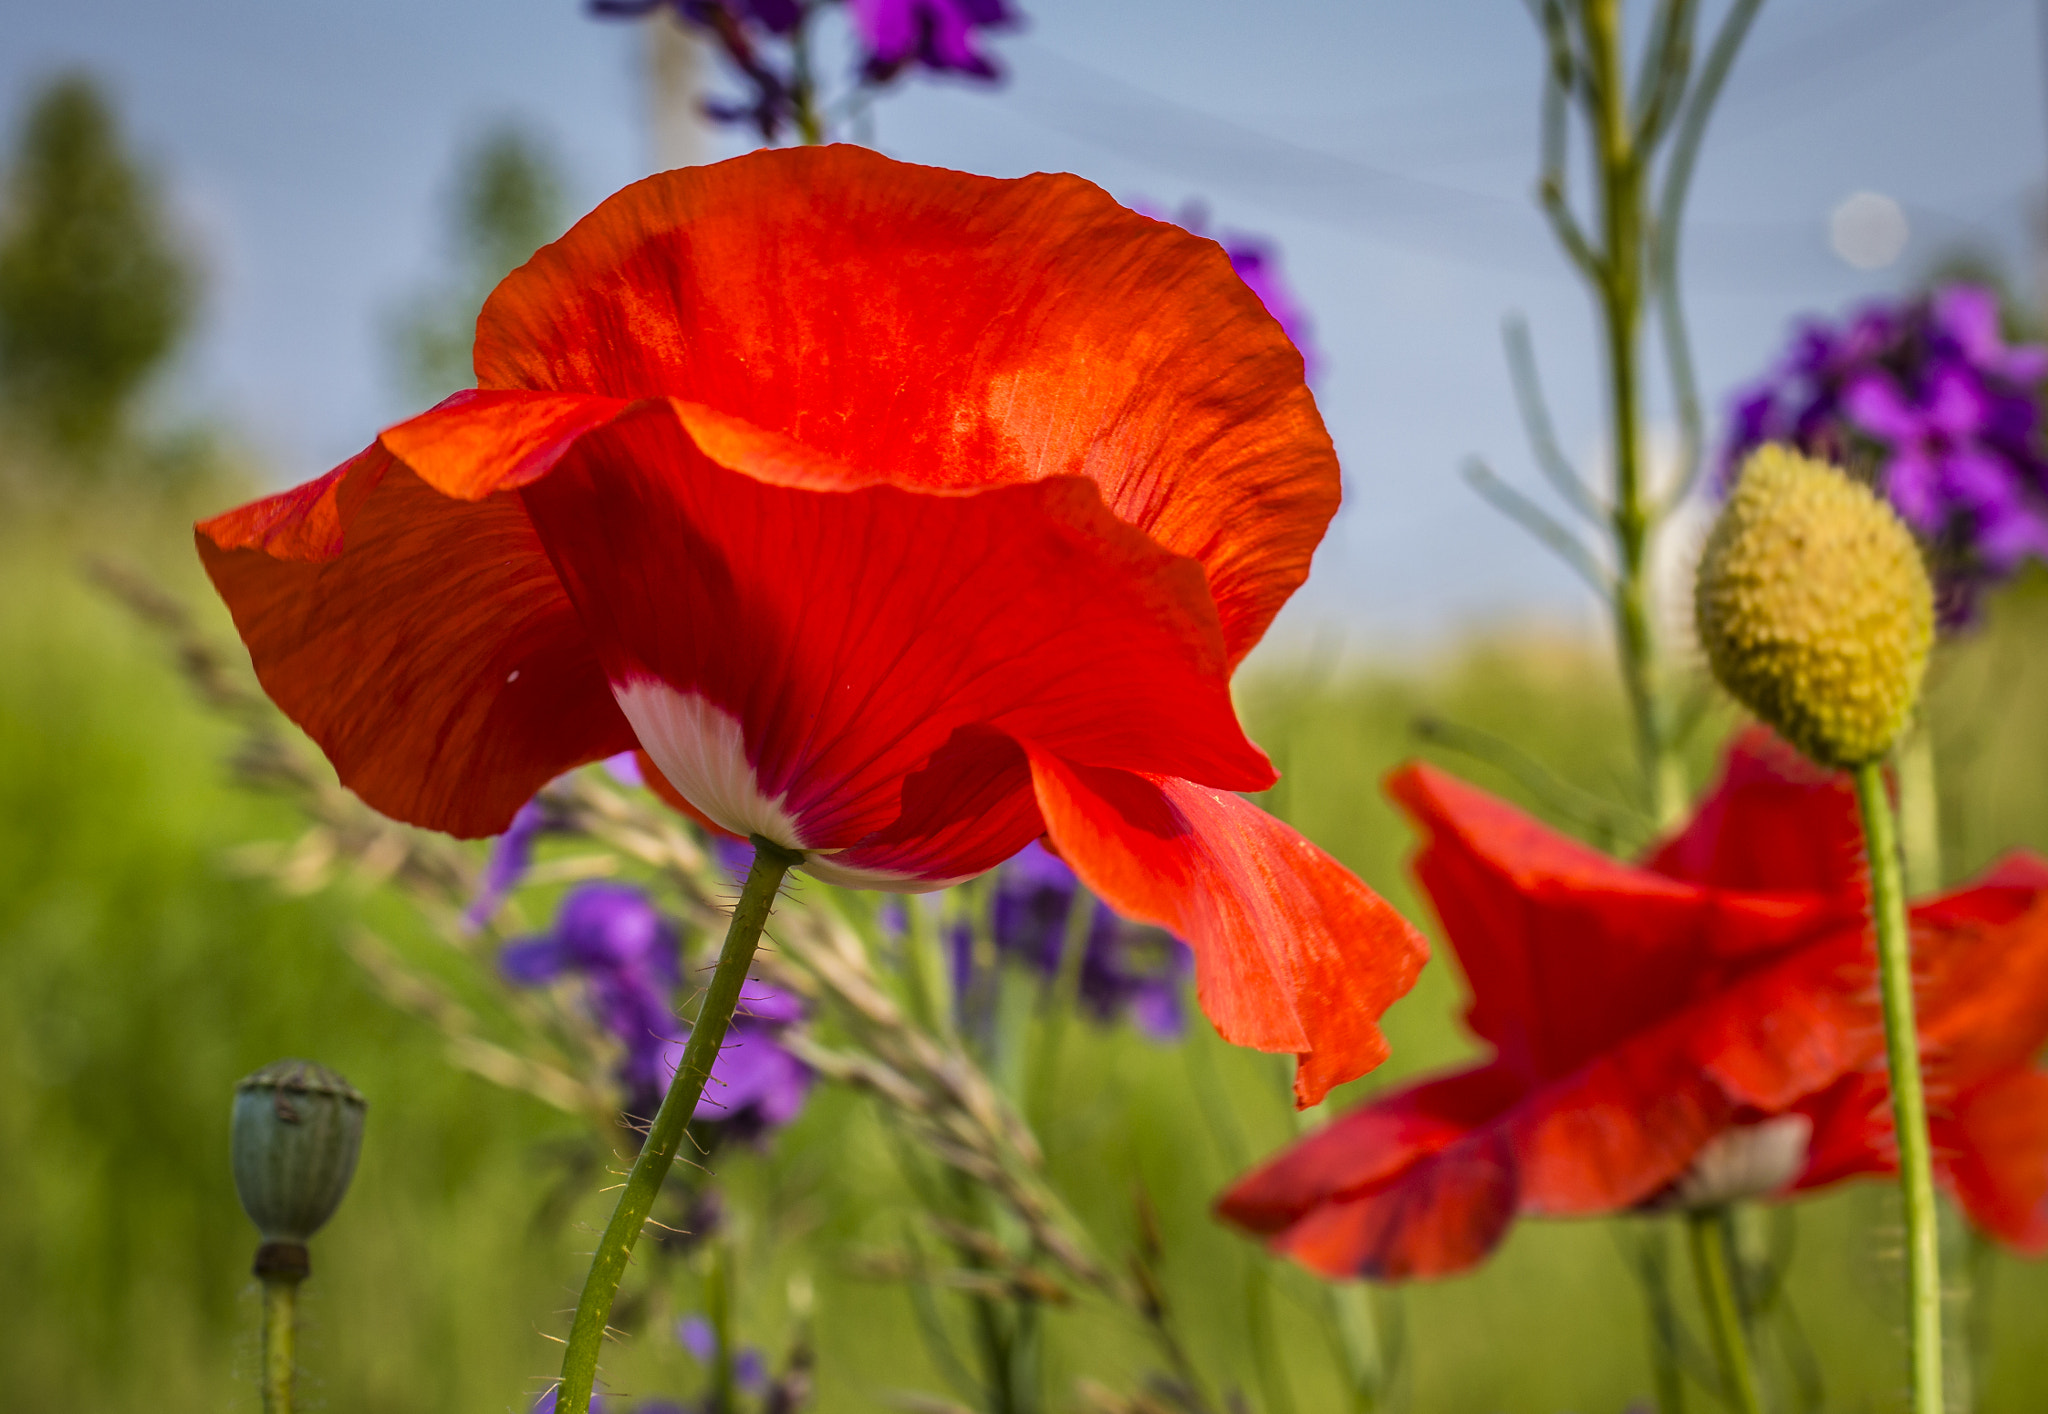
[1697,445,1939,1414]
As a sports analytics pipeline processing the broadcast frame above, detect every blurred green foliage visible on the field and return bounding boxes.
[390,125,567,403]
[4,471,2048,1412]
[0,74,196,462]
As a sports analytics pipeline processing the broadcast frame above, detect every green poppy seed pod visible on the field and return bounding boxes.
[232,1059,366,1279]
[1695,445,1934,769]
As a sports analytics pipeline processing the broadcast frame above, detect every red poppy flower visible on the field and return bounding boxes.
[1216,728,2048,1277]
[194,146,1426,1105]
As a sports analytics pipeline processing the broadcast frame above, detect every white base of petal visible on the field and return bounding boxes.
[614,678,806,847]
[611,677,960,894]
[1664,1114,1813,1210]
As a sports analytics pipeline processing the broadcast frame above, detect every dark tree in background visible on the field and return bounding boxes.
[0,73,196,462]
[391,124,567,402]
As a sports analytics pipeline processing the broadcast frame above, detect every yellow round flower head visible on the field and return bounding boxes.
[1695,445,1934,769]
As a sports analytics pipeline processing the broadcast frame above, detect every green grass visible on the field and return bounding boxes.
[3,489,2046,1413]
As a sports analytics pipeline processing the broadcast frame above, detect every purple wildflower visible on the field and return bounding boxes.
[676,1315,771,1393]
[710,832,756,880]
[973,841,1191,1040]
[851,0,1019,81]
[501,883,684,1115]
[464,797,555,931]
[591,0,1017,142]
[603,750,645,788]
[657,974,813,1138]
[589,0,801,142]
[501,885,812,1132]
[1721,284,2048,625]
[589,0,799,30]
[1140,201,1319,381]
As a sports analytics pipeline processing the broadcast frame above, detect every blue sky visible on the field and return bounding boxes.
[5,0,2044,647]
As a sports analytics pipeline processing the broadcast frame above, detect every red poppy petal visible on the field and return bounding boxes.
[1270,1128,1518,1281]
[1263,1037,1733,1281]
[195,450,633,836]
[517,404,1271,871]
[1643,726,1865,894]
[1264,1066,1722,1282]
[1387,762,1862,1081]
[1687,927,1877,1111]
[1023,748,1429,1106]
[1216,1063,1521,1236]
[378,387,633,498]
[1939,1070,2048,1253]
[196,448,371,561]
[819,726,1046,888]
[1511,1052,1732,1215]
[1514,921,1878,1214]
[1255,921,1884,1281]
[1914,886,2048,1089]
[1790,1072,1895,1192]
[1977,852,2048,891]
[474,146,1337,664]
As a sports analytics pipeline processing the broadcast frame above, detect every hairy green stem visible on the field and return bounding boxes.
[260,1274,299,1414]
[555,836,801,1414]
[1686,1208,1763,1414]
[1854,762,1943,1414]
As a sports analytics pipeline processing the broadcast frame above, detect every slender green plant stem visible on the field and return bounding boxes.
[1854,761,1944,1414]
[708,1236,736,1414]
[1627,1222,1687,1414]
[555,836,801,1414]
[789,4,824,145]
[1026,882,1095,1126]
[1583,0,1686,830]
[1686,1208,1763,1414]
[260,1274,299,1414]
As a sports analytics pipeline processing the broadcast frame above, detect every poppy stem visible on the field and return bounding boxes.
[1854,760,1943,1414]
[259,1272,299,1414]
[554,834,802,1414]
[1684,1207,1761,1414]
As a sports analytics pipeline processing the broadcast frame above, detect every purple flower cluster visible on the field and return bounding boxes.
[960,842,1191,1040]
[1141,201,1319,382]
[852,0,1018,81]
[500,882,810,1134]
[1723,285,2048,624]
[463,754,643,931]
[589,0,1017,143]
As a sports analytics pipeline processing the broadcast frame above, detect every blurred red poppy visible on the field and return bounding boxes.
[194,145,1425,1105]
[1217,728,2048,1277]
